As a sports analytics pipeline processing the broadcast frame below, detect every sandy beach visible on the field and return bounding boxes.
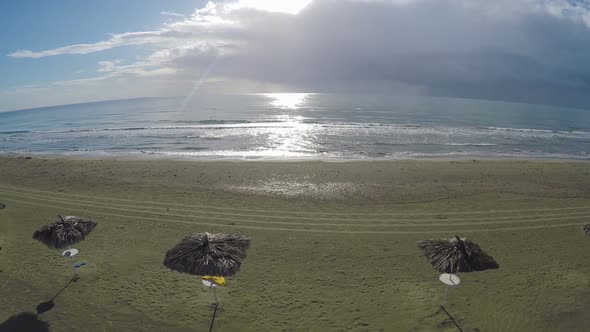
[0,156,589,331]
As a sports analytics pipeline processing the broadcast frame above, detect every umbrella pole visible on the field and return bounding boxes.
[439,305,464,332]
[441,284,450,306]
[67,246,78,278]
[209,286,219,332]
[70,256,75,275]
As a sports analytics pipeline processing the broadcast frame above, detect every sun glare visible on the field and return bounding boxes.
[264,93,310,109]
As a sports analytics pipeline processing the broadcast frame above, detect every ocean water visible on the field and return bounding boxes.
[1,93,589,160]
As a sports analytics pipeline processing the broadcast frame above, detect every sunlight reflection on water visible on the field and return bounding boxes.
[263,93,310,109]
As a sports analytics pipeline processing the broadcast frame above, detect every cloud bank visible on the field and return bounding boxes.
[5,0,590,110]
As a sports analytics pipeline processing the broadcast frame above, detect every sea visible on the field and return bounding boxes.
[1,93,589,160]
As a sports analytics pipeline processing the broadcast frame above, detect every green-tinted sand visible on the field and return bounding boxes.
[1,156,589,331]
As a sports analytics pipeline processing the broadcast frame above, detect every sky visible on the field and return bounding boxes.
[2,0,590,112]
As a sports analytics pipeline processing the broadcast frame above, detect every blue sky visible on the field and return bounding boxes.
[0,0,202,89]
[2,0,590,112]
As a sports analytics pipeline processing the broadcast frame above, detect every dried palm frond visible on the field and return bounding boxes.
[33,214,97,249]
[418,235,499,273]
[164,232,251,277]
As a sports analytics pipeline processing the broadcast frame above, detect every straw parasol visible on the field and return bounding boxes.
[33,214,97,278]
[163,232,251,332]
[33,214,97,249]
[418,235,498,330]
[164,232,251,277]
[418,235,499,273]
[581,224,590,237]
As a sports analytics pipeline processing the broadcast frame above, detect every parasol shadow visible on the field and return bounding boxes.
[36,275,77,314]
[0,312,50,332]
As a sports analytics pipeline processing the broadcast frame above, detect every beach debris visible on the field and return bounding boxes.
[163,232,251,332]
[417,235,499,273]
[581,224,590,237]
[74,261,88,269]
[33,215,97,249]
[0,203,5,209]
[33,214,97,278]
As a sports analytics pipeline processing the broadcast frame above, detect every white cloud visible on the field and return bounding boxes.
[225,0,313,14]
[6,1,314,59]
[7,30,184,58]
[97,60,122,72]
[196,1,218,15]
[9,40,120,58]
[160,11,185,18]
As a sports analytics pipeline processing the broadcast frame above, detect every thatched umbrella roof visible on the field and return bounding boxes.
[581,224,590,237]
[33,215,97,249]
[418,235,499,273]
[164,232,251,277]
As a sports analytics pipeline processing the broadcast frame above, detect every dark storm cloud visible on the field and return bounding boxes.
[144,0,590,107]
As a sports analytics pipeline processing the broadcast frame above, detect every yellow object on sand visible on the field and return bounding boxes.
[201,275,227,286]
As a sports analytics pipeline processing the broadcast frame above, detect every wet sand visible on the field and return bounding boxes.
[0,156,589,331]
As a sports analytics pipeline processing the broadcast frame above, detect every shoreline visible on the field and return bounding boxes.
[2,152,590,163]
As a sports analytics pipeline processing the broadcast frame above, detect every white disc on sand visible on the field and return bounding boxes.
[202,279,219,288]
[439,273,460,286]
[62,248,79,257]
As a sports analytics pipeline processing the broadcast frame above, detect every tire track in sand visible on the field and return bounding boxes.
[0,192,585,234]
[0,184,588,217]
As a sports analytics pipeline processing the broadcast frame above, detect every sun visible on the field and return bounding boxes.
[232,0,313,14]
